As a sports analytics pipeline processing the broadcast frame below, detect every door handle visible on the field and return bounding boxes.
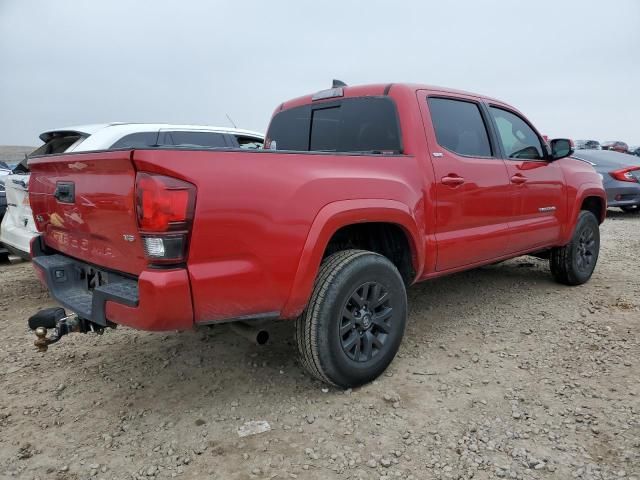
[441,175,465,187]
[511,174,527,184]
[54,182,75,203]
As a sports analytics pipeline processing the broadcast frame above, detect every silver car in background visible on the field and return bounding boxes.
[572,149,640,213]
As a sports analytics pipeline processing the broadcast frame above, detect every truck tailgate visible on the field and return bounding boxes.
[29,151,147,275]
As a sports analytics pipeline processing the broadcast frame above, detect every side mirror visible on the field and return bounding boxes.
[550,138,574,160]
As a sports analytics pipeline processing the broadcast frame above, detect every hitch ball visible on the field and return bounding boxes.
[28,308,81,352]
[34,327,49,352]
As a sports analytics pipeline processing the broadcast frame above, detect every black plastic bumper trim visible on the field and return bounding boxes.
[32,238,139,326]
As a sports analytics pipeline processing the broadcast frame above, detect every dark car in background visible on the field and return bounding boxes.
[574,139,601,150]
[628,145,640,157]
[572,149,640,213]
[601,141,629,153]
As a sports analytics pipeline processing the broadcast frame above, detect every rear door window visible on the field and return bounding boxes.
[162,131,230,148]
[489,107,545,160]
[427,97,493,157]
[266,97,402,153]
[110,132,158,149]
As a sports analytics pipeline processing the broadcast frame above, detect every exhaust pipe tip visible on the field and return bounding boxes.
[231,322,270,345]
[255,329,269,345]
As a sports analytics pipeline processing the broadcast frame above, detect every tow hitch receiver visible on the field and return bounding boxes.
[28,307,105,352]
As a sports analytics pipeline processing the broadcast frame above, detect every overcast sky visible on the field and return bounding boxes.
[1,0,639,146]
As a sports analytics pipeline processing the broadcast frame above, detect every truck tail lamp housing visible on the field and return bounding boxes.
[135,173,196,265]
[610,166,640,183]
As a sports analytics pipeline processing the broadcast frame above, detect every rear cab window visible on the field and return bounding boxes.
[427,97,493,157]
[266,97,402,154]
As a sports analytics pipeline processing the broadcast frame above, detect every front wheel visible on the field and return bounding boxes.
[549,211,600,285]
[296,250,407,388]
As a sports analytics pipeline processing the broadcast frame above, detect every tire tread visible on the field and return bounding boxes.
[295,249,376,385]
[550,210,599,286]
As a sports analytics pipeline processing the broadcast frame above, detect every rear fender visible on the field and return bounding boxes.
[280,199,423,318]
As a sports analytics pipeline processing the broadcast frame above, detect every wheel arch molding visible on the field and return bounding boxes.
[281,199,423,319]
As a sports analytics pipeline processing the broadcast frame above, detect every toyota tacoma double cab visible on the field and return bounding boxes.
[27,82,606,388]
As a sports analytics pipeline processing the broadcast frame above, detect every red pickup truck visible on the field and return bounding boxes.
[27,83,606,387]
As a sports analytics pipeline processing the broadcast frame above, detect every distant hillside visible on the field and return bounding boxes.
[0,146,35,165]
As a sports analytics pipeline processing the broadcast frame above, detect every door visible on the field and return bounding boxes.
[419,93,513,271]
[487,106,566,252]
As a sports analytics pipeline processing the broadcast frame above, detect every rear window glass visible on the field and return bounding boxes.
[110,132,158,149]
[266,107,311,151]
[24,134,84,172]
[30,135,82,156]
[266,97,402,153]
[428,98,492,157]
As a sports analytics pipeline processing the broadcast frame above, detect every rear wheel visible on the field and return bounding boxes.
[550,211,600,285]
[620,205,640,213]
[296,250,407,388]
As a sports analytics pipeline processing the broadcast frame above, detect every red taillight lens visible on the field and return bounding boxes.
[135,173,196,265]
[610,166,640,183]
[136,173,196,231]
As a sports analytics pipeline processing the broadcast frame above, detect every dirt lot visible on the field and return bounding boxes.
[0,211,638,480]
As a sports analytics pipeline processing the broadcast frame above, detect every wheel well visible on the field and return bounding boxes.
[323,223,415,284]
[581,196,604,223]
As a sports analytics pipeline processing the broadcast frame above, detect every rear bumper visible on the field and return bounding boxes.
[605,182,640,207]
[31,236,194,331]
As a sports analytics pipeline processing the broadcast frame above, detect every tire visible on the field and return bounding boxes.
[620,205,640,214]
[296,249,407,388]
[550,211,600,286]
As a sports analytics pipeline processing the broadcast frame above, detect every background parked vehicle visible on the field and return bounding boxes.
[27,83,605,388]
[601,141,629,153]
[1,149,32,260]
[574,139,601,150]
[628,145,640,157]
[572,149,640,213]
[0,124,264,258]
[0,163,13,220]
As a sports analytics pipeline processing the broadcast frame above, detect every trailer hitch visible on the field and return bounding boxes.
[28,307,104,352]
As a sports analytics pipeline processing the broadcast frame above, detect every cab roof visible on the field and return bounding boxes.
[278,83,504,112]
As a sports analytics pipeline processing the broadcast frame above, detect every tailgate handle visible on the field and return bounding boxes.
[54,182,75,203]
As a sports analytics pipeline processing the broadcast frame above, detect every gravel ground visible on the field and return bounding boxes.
[0,210,638,480]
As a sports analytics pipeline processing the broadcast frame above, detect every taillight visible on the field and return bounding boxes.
[610,166,640,183]
[135,173,196,265]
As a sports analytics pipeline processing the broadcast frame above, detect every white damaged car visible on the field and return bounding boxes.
[0,123,263,258]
